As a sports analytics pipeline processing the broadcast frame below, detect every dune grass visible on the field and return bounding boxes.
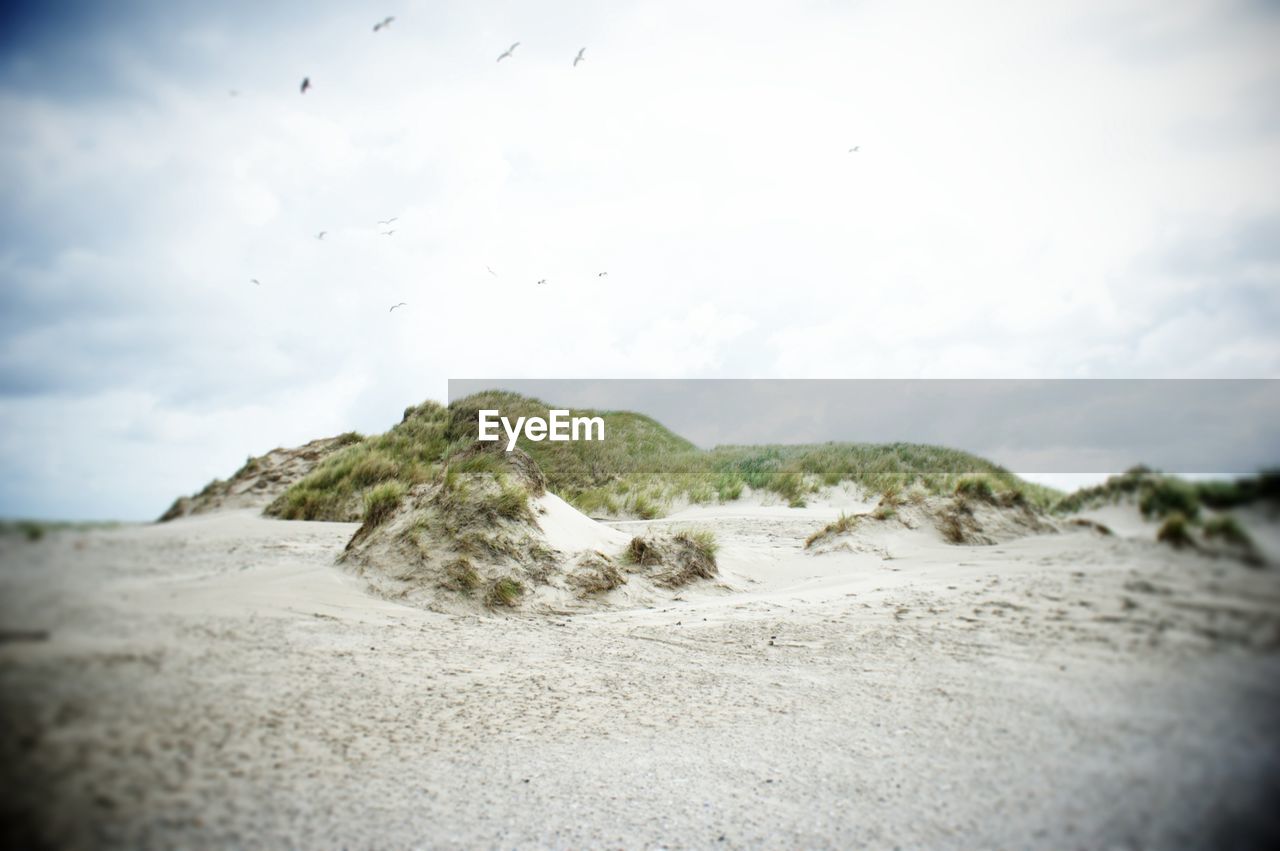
[361,481,407,528]
[805,512,861,548]
[1202,515,1254,550]
[954,473,998,503]
[267,402,452,521]
[677,528,719,561]
[0,519,122,541]
[484,576,525,608]
[441,557,481,593]
[621,530,719,587]
[1138,478,1201,520]
[1057,467,1275,564]
[266,390,1059,522]
[1156,512,1195,549]
[1054,467,1279,519]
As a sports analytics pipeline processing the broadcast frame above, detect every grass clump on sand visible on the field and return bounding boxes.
[441,557,481,593]
[340,444,722,613]
[484,577,525,608]
[1202,515,1254,550]
[938,501,976,544]
[1067,517,1114,536]
[340,446,561,611]
[492,481,533,521]
[624,536,662,567]
[362,481,407,528]
[679,529,719,560]
[621,530,719,588]
[439,471,534,525]
[1200,514,1263,565]
[567,552,627,595]
[1156,512,1195,549]
[805,512,862,548]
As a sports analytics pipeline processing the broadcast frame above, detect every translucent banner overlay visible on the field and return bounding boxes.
[447,379,1279,476]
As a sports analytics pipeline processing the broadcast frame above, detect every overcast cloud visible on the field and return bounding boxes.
[1,0,1278,519]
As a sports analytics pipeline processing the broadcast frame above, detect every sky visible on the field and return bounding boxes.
[1,0,1278,520]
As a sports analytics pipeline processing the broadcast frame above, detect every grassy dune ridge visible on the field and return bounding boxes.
[0,520,124,541]
[1054,466,1280,518]
[264,390,1058,522]
[1054,466,1278,562]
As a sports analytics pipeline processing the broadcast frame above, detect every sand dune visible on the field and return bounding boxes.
[159,435,360,522]
[3,491,1280,848]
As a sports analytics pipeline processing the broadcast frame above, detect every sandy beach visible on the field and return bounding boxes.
[4,1,1278,847]
[4,493,1279,849]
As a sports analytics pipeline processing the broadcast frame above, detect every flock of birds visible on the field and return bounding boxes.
[252,15,860,314]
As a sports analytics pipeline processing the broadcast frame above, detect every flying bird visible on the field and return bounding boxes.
[316,231,327,240]
[536,278,547,285]
[848,146,860,152]
[373,16,395,32]
[497,42,520,62]
[487,266,498,277]
[381,229,397,236]
[390,302,407,312]
[251,278,261,286]
[300,77,312,94]
[573,48,586,67]
[377,217,398,226]
[597,271,608,277]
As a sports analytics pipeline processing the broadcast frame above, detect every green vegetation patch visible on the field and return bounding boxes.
[1155,512,1195,549]
[268,390,1057,522]
[621,530,719,588]
[267,402,452,521]
[362,481,407,528]
[0,519,122,541]
[805,512,862,548]
[484,576,526,608]
[1055,467,1279,518]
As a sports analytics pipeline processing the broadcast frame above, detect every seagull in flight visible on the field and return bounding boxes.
[300,77,312,94]
[390,302,407,312]
[536,279,547,285]
[487,266,498,277]
[597,271,608,277]
[497,42,520,62]
[251,278,261,286]
[573,48,586,67]
[847,146,860,152]
[381,229,397,236]
[373,16,395,32]
[377,217,398,226]
[316,231,327,240]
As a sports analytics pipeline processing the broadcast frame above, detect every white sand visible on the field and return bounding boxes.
[2,502,1279,849]
[534,492,631,554]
